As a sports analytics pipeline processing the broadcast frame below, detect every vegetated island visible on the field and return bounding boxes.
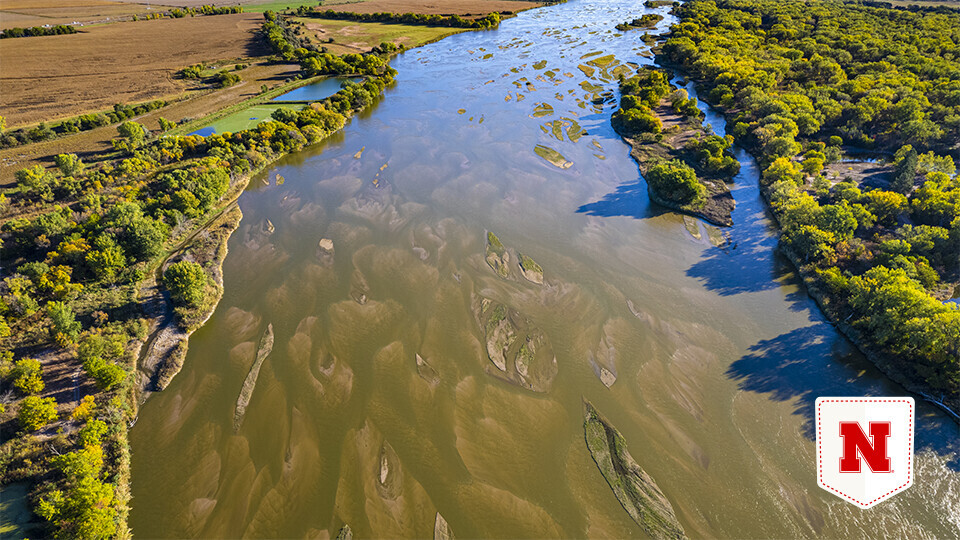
[612,67,739,226]
[659,0,959,416]
[615,14,664,32]
[583,399,686,539]
[0,5,523,536]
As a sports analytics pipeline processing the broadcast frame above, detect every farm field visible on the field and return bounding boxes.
[0,0,175,30]
[0,61,300,185]
[293,17,467,53]
[0,13,266,127]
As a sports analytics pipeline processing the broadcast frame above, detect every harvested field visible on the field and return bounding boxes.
[0,61,300,185]
[318,0,544,16]
[0,0,176,30]
[0,13,267,127]
[293,17,466,54]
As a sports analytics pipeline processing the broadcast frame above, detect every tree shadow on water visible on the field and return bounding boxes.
[728,325,960,470]
[684,218,784,296]
[576,180,668,220]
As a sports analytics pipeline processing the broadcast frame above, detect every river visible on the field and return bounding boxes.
[130,0,960,537]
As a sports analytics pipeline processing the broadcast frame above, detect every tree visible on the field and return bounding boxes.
[113,121,146,153]
[862,190,907,226]
[761,157,802,185]
[82,356,126,391]
[46,301,81,345]
[645,160,706,206]
[890,146,918,194]
[77,419,108,447]
[15,165,56,201]
[9,357,44,394]
[54,154,85,177]
[123,217,167,261]
[36,445,118,539]
[85,236,126,280]
[158,117,177,132]
[18,395,58,431]
[164,261,206,307]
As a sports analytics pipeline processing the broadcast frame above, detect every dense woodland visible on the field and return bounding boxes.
[660,0,959,404]
[0,11,396,536]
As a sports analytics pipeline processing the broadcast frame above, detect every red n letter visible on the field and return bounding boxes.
[839,421,892,473]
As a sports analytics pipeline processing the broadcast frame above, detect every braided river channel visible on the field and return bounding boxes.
[131,0,960,537]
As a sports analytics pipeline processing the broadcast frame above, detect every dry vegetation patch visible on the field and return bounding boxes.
[0,13,267,126]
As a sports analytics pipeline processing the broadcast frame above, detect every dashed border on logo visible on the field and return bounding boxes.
[816,398,914,508]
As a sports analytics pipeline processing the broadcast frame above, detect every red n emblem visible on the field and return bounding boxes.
[839,421,891,473]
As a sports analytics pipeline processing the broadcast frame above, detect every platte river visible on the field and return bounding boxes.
[130,0,960,537]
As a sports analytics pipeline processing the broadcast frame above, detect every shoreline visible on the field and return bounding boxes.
[666,70,960,419]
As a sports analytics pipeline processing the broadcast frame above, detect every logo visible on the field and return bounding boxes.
[816,397,914,508]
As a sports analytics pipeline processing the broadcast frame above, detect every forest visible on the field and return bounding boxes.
[0,12,397,535]
[660,0,959,406]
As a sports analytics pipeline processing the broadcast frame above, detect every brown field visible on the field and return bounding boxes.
[0,13,267,127]
[320,0,545,16]
[0,61,300,185]
[0,0,176,30]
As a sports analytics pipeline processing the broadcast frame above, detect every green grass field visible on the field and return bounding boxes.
[205,103,303,133]
[291,17,466,52]
[243,1,320,13]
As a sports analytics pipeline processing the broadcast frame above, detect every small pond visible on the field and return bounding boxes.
[271,76,364,102]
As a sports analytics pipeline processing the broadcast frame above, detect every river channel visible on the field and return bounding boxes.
[130,0,960,537]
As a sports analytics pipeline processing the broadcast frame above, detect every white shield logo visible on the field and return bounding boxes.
[816,397,914,508]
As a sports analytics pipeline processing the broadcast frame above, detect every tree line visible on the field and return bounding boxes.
[0,101,167,149]
[661,0,959,403]
[305,8,502,29]
[0,25,77,39]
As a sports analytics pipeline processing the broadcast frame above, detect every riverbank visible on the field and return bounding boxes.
[652,0,960,418]
[0,11,482,533]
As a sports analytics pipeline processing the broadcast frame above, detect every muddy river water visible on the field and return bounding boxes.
[130,0,960,537]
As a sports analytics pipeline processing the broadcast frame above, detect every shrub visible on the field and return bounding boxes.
[10,358,44,394]
[18,395,58,431]
[77,419,108,446]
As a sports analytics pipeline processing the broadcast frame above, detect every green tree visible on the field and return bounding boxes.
[36,445,118,539]
[77,419,108,447]
[18,395,58,431]
[124,217,167,261]
[54,154,85,177]
[163,261,206,307]
[82,356,126,391]
[862,190,907,226]
[15,165,56,201]
[761,157,802,185]
[46,301,81,345]
[891,146,918,194]
[645,160,706,206]
[113,121,146,153]
[9,357,44,394]
[158,117,177,132]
